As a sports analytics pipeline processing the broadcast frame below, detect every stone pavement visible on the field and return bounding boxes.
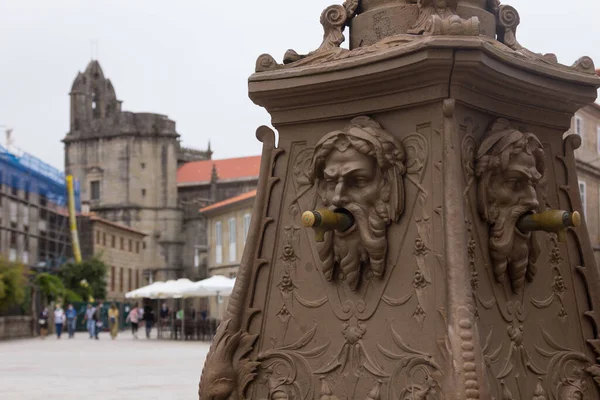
[0,329,210,400]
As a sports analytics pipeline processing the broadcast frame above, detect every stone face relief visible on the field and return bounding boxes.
[475,118,545,294]
[307,116,406,291]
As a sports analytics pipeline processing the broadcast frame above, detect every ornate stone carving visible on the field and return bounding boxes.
[408,0,458,35]
[315,322,387,378]
[406,0,480,36]
[530,237,568,322]
[475,118,546,294]
[306,116,406,291]
[282,0,359,65]
[378,324,443,399]
[198,126,283,400]
[494,3,562,67]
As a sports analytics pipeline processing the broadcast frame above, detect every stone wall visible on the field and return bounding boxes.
[0,316,33,340]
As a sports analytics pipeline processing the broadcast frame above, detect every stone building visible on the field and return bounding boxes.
[198,189,256,318]
[570,100,600,267]
[177,156,260,280]
[77,209,147,300]
[63,60,210,283]
[0,145,77,270]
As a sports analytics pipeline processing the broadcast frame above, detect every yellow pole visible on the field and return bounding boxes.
[66,175,82,263]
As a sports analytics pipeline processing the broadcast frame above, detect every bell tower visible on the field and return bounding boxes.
[69,60,121,135]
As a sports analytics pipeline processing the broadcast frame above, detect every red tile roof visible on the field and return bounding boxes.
[199,189,257,214]
[177,156,261,186]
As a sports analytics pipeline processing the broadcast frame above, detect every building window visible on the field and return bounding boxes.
[22,248,29,265]
[90,180,100,200]
[194,247,200,268]
[128,269,132,291]
[111,235,116,248]
[10,201,17,223]
[120,237,124,250]
[111,266,115,292]
[129,239,132,252]
[136,270,140,289]
[215,221,222,264]
[119,268,124,292]
[579,180,586,218]
[575,115,583,136]
[24,182,30,201]
[141,189,146,197]
[136,241,140,254]
[229,218,237,262]
[11,175,18,196]
[22,205,29,227]
[243,213,251,244]
[103,232,106,246]
[96,230,100,244]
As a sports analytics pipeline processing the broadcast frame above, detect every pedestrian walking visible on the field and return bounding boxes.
[126,305,140,339]
[144,306,155,339]
[83,304,96,339]
[108,303,119,340]
[94,302,104,340]
[38,307,49,339]
[65,304,77,338]
[54,304,65,339]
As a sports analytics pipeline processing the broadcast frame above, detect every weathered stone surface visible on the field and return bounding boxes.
[199,1,600,399]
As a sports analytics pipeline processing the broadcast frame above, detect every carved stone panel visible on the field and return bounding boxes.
[247,109,445,400]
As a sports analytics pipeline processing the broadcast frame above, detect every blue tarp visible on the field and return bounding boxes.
[0,145,80,211]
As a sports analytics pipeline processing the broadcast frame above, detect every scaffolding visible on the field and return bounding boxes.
[0,144,81,270]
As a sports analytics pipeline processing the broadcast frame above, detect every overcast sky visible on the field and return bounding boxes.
[1,0,598,170]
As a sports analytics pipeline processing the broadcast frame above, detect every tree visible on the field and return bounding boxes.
[0,258,28,311]
[34,273,82,304]
[58,256,108,301]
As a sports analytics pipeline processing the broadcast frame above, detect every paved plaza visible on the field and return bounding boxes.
[0,329,210,400]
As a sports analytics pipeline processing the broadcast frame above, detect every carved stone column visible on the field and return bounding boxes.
[199,2,600,400]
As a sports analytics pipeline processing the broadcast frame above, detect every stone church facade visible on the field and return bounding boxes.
[63,60,257,284]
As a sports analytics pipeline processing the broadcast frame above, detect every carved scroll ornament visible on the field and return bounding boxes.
[475,118,545,294]
[304,116,406,291]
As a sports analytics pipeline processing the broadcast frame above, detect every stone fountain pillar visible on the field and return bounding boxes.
[199,2,600,399]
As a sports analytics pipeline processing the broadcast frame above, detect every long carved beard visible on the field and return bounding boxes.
[489,205,540,293]
[317,202,388,291]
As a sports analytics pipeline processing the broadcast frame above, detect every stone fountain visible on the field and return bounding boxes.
[199,1,600,399]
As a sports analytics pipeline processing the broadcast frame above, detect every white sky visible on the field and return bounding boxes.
[0,0,598,170]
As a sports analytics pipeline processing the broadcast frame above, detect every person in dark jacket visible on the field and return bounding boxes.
[38,307,49,339]
[144,306,155,339]
[93,302,104,340]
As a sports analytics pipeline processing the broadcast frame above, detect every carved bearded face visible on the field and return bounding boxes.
[476,119,545,294]
[310,116,405,291]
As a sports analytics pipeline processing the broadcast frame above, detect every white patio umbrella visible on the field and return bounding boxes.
[180,275,236,297]
[125,281,167,299]
[154,278,195,299]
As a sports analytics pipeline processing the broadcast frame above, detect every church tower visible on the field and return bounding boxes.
[63,60,184,282]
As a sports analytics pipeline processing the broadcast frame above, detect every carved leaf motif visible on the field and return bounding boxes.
[295,341,331,359]
[586,364,600,386]
[382,292,413,307]
[293,292,329,308]
[531,295,555,309]
[279,324,318,351]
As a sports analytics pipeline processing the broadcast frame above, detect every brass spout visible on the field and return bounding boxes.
[516,210,581,242]
[301,208,355,242]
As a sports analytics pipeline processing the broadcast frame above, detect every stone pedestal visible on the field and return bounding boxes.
[199,2,600,400]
